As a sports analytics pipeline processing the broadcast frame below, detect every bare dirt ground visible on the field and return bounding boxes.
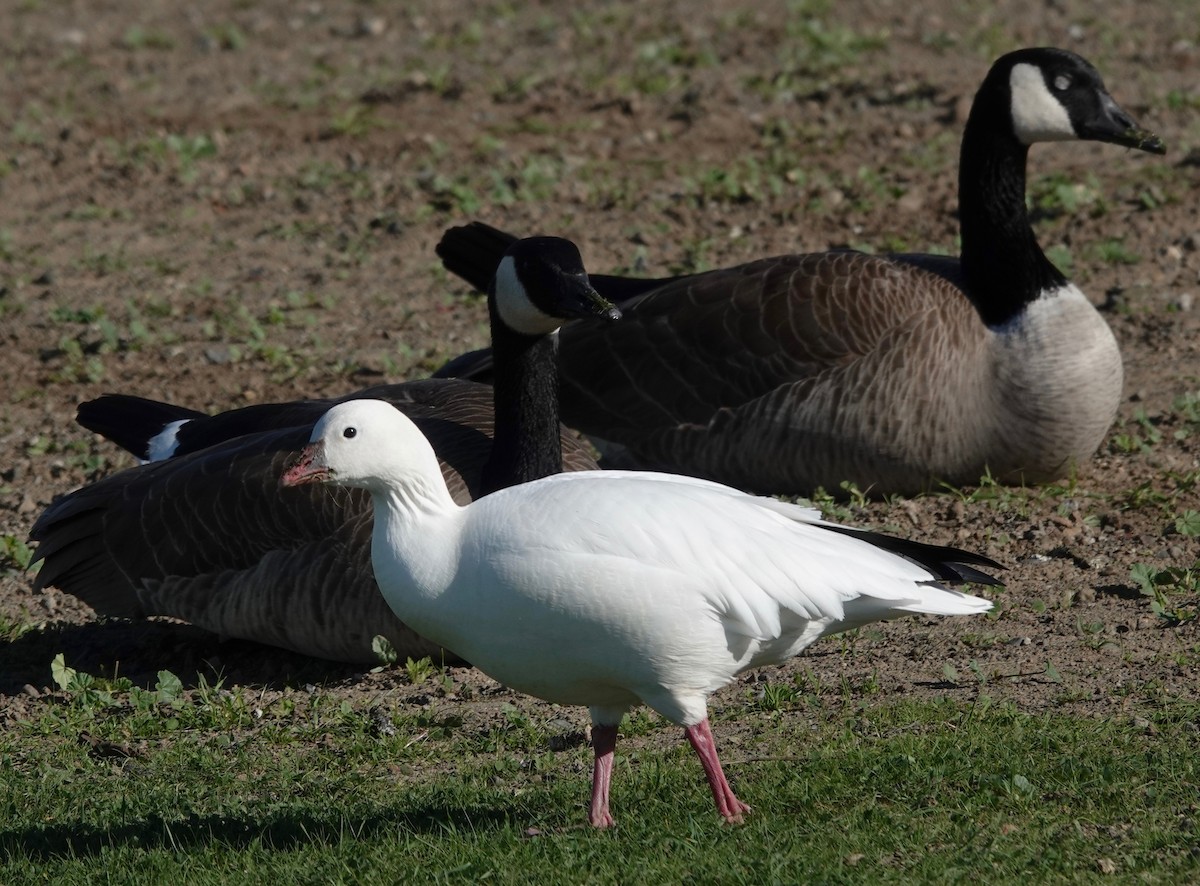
[0,0,1197,737]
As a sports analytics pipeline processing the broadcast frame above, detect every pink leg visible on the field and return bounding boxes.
[685,719,750,823]
[588,723,619,828]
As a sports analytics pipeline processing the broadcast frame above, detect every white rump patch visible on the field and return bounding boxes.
[145,419,190,463]
[1009,63,1076,144]
[493,255,562,336]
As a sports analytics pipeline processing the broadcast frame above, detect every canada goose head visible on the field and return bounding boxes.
[492,236,622,337]
[282,399,436,496]
[957,47,1163,326]
[984,47,1164,153]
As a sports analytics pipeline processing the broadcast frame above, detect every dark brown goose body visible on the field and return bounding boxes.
[435,48,1163,496]
[552,251,1122,494]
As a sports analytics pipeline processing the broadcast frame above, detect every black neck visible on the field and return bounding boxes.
[480,301,562,495]
[957,89,1068,327]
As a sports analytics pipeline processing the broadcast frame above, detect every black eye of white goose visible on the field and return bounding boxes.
[343,426,357,439]
[1009,61,1076,144]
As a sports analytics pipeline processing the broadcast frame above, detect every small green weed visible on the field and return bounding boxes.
[1131,562,1199,625]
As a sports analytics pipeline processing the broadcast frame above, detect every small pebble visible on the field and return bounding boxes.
[357,16,386,37]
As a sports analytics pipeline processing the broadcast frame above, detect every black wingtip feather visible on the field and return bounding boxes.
[818,524,1005,586]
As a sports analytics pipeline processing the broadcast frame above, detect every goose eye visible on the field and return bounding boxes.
[1052,74,1070,91]
[343,426,357,439]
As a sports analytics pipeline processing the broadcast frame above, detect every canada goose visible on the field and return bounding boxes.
[435,47,1165,496]
[29,237,620,664]
[283,399,999,826]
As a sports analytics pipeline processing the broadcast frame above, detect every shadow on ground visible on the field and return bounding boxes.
[0,619,367,696]
[0,801,514,861]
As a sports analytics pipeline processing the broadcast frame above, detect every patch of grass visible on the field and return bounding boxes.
[1089,237,1141,266]
[120,26,175,51]
[1042,243,1075,277]
[0,689,1196,882]
[1114,470,1200,513]
[0,534,35,574]
[0,611,37,642]
[117,133,218,184]
[1131,561,1200,625]
[1028,171,1105,218]
[41,301,160,384]
[204,22,247,52]
[324,104,381,139]
[1109,408,1163,454]
[748,3,889,100]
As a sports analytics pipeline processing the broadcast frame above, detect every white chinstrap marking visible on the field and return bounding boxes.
[493,255,563,336]
[1009,63,1076,144]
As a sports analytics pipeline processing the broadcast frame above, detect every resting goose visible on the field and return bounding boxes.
[29,237,619,664]
[435,47,1165,495]
[283,399,1000,827]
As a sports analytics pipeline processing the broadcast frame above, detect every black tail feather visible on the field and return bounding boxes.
[77,395,205,461]
[436,222,517,294]
[435,220,687,304]
[819,523,1005,586]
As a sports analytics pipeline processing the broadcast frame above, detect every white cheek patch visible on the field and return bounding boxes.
[493,255,562,336]
[1009,63,1076,144]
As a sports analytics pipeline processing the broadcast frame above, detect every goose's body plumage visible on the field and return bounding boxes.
[285,399,1000,826]
[435,48,1164,495]
[30,238,619,664]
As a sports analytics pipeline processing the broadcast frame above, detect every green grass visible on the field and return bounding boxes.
[1,682,1196,883]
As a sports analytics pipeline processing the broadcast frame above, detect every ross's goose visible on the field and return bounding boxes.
[283,398,1001,826]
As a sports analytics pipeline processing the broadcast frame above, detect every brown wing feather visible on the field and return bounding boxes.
[555,252,974,434]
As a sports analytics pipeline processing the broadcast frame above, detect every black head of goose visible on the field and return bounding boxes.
[28,237,620,664]
[434,47,1164,496]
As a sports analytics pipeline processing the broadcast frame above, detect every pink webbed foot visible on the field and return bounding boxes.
[685,718,751,823]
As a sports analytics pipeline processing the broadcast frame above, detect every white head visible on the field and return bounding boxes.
[281,399,445,497]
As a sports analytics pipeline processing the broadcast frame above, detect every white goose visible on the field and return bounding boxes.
[29,238,618,664]
[435,47,1166,495]
[283,399,1000,827]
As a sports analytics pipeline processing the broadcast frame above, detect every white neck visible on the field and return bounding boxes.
[368,483,465,630]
